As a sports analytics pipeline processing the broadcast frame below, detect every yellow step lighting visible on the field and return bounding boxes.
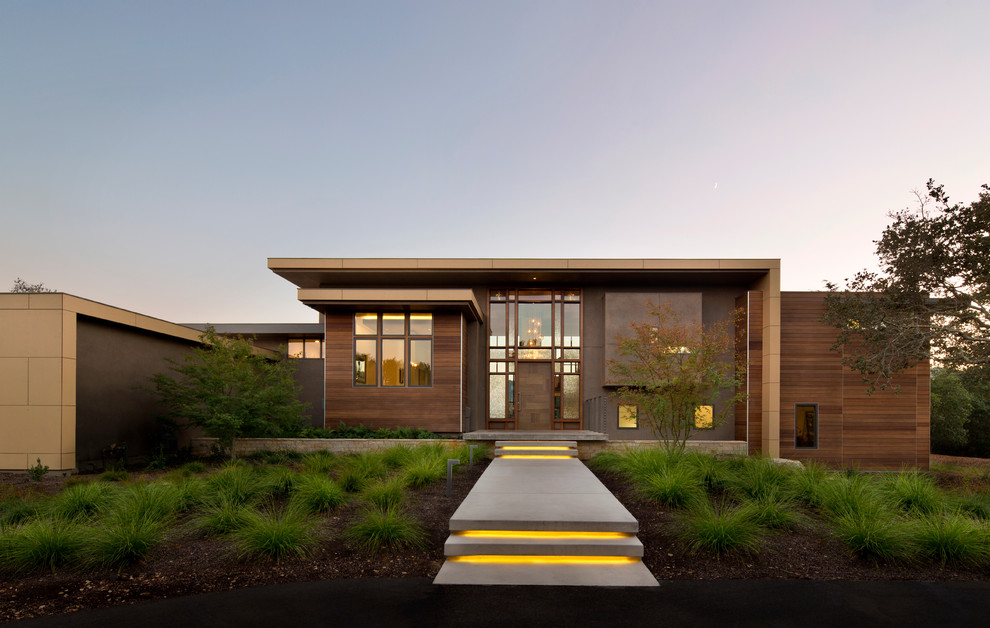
[454,530,631,540]
[500,446,575,451]
[450,555,639,565]
[498,454,576,459]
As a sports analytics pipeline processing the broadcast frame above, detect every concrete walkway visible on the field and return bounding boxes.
[433,441,658,586]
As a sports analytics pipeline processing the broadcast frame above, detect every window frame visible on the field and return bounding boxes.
[794,403,819,450]
[351,313,433,388]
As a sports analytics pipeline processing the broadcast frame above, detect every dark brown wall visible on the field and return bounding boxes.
[291,359,325,428]
[735,292,763,455]
[76,318,199,467]
[324,312,463,432]
[778,293,930,470]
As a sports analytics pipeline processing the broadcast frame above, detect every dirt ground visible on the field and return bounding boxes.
[1,455,989,622]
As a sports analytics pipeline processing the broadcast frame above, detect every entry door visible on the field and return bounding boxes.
[516,362,553,430]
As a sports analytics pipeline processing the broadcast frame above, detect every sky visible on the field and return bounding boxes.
[2,1,988,323]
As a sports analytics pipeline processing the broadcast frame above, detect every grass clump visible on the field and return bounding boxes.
[362,479,406,511]
[90,510,168,567]
[206,467,262,505]
[588,451,625,472]
[830,510,908,564]
[881,472,944,515]
[742,495,803,531]
[301,451,337,475]
[98,469,129,483]
[619,448,682,483]
[677,502,762,556]
[637,466,705,509]
[197,498,254,536]
[683,453,732,495]
[951,492,990,520]
[344,507,426,553]
[381,445,415,470]
[0,498,45,528]
[910,512,987,566]
[179,461,207,476]
[52,482,118,520]
[787,461,830,507]
[3,517,88,571]
[232,507,317,562]
[401,458,445,489]
[291,475,346,514]
[247,449,303,466]
[258,467,299,499]
[730,456,791,501]
[116,482,185,522]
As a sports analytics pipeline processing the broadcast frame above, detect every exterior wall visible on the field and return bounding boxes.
[735,291,764,455]
[0,294,76,471]
[76,317,199,467]
[324,311,463,432]
[778,293,930,470]
[585,285,744,442]
[291,358,325,428]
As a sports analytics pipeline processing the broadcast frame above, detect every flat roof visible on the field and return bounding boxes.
[269,258,780,290]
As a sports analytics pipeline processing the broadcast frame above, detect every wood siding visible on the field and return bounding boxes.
[778,293,929,470]
[735,292,763,455]
[324,312,463,433]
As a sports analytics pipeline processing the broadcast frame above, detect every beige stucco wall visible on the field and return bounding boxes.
[0,294,76,471]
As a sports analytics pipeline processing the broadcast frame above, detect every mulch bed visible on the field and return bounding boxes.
[2,455,990,622]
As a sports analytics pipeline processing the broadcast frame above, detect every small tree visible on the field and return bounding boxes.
[152,327,307,457]
[10,278,56,293]
[608,304,746,453]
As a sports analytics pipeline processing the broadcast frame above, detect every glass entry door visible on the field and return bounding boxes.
[487,289,582,430]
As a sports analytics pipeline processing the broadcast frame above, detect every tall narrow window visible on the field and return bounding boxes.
[618,404,638,429]
[694,405,713,429]
[795,404,818,449]
[354,339,377,386]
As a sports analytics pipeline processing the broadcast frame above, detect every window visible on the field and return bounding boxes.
[618,404,638,429]
[795,404,818,449]
[287,338,323,359]
[352,313,432,387]
[694,405,713,429]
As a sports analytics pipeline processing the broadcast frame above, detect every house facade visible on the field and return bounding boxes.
[269,258,930,470]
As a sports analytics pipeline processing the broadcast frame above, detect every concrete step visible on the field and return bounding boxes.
[444,532,644,557]
[494,441,578,448]
[433,558,659,586]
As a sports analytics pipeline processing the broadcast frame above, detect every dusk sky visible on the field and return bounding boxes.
[2,1,988,323]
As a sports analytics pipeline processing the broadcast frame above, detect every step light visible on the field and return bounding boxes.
[449,555,640,565]
[498,454,577,459]
[499,446,575,451]
[453,530,631,540]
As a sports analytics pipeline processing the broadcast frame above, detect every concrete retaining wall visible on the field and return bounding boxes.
[192,437,746,460]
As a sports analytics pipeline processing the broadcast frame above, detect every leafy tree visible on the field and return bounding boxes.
[959,367,990,458]
[151,327,307,457]
[823,180,990,391]
[608,303,746,453]
[10,278,56,293]
[929,369,972,453]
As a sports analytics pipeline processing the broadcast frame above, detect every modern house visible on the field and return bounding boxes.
[0,258,929,472]
[269,258,930,470]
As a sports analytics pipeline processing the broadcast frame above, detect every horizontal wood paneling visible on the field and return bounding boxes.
[778,293,929,470]
[324,312,462,432]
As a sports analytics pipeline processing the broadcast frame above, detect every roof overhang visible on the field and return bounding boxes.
[269,258,779,291]
[296,288,484,322]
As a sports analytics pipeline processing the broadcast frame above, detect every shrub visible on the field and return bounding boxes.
[677,502,762,556]
[362,479,406,511]
[232,507,317,562]
[637,466,705,509]
[27,458,49,482]
[344,507,426,553]
[4,517,88,571]
[910,512,987,566]
[52,482,118,520]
